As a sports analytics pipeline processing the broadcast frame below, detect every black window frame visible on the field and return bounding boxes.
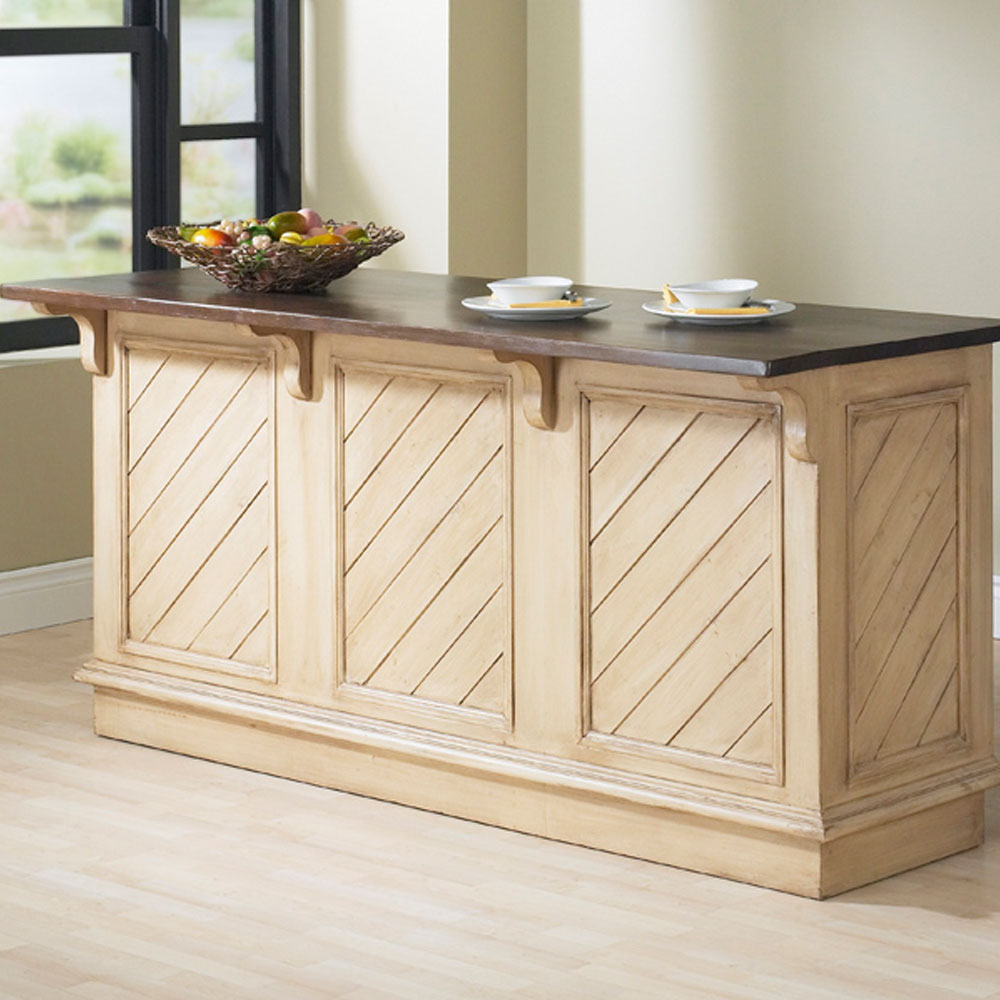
[0,0,301,352]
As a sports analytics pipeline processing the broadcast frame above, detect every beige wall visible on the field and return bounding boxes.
[0,355,91,573]
[527,0,1000,313]
[301,0,451,274]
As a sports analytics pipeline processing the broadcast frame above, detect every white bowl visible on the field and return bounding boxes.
[669,279,758,310]
[487,275,573,305]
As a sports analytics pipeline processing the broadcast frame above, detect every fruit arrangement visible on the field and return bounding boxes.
[147,208,404,293]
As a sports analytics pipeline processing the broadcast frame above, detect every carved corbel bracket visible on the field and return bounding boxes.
[493,351,557,430]
[241,325,317,401]
[32,303,108,376]
[740,376,815,464]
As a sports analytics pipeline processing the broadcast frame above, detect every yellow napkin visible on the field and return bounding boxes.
[507,297,583,309]
[680,305,771,316]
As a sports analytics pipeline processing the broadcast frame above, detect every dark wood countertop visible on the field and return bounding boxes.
[5,267,1000,377]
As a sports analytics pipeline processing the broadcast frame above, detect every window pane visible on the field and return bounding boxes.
[0,0,121,27]
[181,139,256,224]
[180,0,255,125]
[0,53,131,323]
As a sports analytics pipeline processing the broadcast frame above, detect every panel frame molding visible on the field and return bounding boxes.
[115,329,280,686]
[577,383,787,786]
[845,383,972,786]
[328,354,516,740]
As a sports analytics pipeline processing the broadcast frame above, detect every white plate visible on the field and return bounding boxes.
[642,299,795,325]
[462,295,612,321]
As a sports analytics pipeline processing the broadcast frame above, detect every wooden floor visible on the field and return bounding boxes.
[2,622,999,1000]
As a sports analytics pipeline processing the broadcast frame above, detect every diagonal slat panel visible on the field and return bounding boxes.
[413,589,504,706]
[852,404,940,556]
[364,521,503,694]
[128,352,212,469]
[919,670,959,746]
[853,411,956,633]
[589,399,642,468]
[345,413,502,628]
[590,424,772,679]
[233,615,268,665]
[462,657,503,711]
[669,636,772,758]
[128,424,268,639]
[589,404,697,536]
[128,358,258,526]
[143,488,269,655]
[129,367,266,534]
[127,348,169,408]
[726,706,774,764]
[345,383,493,566]
[853,531,957,763]
[613,559,772,744]
[591,414,764,610]
[345,427,504,685]
[849,396,962,770]
[850,410,896,498]
[852,469,957,710]
[343,375,439,502]
[191,552,269,661]
[343,371,391,436]
[591,487,772,735]
[876,601,958,759]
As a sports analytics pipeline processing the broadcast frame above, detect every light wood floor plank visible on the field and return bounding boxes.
[1,620,998,999]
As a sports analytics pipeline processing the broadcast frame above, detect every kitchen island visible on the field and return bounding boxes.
[5,268,1000,897]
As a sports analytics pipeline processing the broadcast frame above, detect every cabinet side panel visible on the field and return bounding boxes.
[848,390,966,777]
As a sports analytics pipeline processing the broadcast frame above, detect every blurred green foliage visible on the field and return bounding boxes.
[0,0,120,26]
[0,0,249,25]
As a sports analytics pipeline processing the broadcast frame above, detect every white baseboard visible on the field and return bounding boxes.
[995,576,1000,640]
[0,557,93,636]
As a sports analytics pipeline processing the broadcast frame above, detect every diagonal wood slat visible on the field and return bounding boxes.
[128,352,212,469]
[852,465,957,709]
[462,657,504,711]
[345,382,490,566]
[343,374,440,502]
[587,396,779,769]
[128,359,257,529]
[876,601,958,759]
[853,410,956,634]
[412,589,504,704]
[849,397,961,770]
[589,403,697,536]
[342,372,508,717]
[345,402,503,626]
[364,521,503,695]
[126,348,169,409]
[590,488,772,735]
[589,399,642,468]
[669,635,773,760]
[590,418,772,679]
[125,349,272,671]
[613,560,772,746]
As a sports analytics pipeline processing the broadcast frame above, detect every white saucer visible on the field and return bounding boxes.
[642,299,795,325]
[462,296,612,321]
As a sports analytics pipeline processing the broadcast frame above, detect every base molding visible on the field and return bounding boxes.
[0,557,92,636]
[78,662,999,898]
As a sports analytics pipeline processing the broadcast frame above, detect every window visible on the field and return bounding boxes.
[0,0,300,352]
